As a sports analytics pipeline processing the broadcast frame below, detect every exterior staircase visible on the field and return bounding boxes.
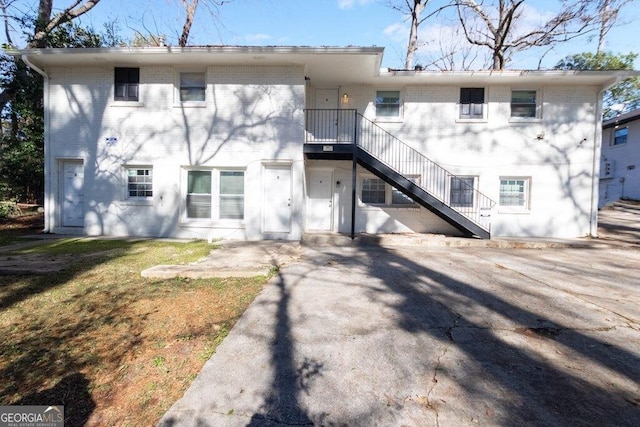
[304,109,495,239]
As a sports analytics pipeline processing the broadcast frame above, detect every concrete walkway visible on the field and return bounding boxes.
[158,206,640,426]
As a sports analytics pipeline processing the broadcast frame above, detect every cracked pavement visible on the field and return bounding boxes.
[159,238,640,426]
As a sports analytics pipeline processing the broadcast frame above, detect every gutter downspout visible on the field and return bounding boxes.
[21,55,51,233]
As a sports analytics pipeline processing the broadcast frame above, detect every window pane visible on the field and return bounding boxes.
[500,179,526,207]
[451,177,474,208]
[114,68,139,101]
[127,168,152,198]
[220,171,244,194]
[460,88,484,104]
[362,178,386,204]
[219,171,244,219]
[220,196,244,219]
[376,91,400,117]
[511,90,537,118]
[180,72,206,101]
[188,171,211,194]
[187,194,211,218]
[392,188,413,204]
[614,127,628,145]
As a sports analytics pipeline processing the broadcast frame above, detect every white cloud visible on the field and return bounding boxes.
[383,22,409,43]
[337,0,375,10]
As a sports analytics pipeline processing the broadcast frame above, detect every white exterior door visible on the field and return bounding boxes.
[307,170,333,231]
[313,89,339,141]
[263,165,292,233]
[62,161,85,227]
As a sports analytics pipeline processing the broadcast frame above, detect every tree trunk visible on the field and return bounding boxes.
[405,0,426,69]
[179,0,199,47]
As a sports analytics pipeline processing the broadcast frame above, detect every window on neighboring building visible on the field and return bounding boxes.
[613,127,628,145]
[186,170,212,219]
[510,90,537,118]
[459,88,484,119]
[375,91,401,118]
[219,171,244,220]
[126,167,152,198]
[499,178,530,209]
[362,177,386,204]
[179,72,206,102]
[450,177,475,208]
[114,67,139,101]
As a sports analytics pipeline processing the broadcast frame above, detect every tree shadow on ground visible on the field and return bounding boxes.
[250,242,640,425]
[11,372,95,426]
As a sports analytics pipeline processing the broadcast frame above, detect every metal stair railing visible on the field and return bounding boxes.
[356,113,495,231]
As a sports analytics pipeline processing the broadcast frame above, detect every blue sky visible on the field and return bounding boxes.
[8,0,640,69]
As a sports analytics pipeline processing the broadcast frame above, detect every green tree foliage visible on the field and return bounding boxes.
[555,52,640,119]
[0,21,117,203]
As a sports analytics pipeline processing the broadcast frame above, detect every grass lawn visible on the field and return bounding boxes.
[0,216,269,425]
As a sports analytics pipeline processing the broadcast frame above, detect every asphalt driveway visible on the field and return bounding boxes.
[159,227,640,426]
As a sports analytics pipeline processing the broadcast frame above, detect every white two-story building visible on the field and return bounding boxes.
[12,46,635,240]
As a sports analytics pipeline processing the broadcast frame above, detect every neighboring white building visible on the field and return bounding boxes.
[11,46,636,240]
[599,108,640,207]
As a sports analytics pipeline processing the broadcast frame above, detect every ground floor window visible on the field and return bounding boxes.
[126,167,153,199]
[361,175,418,206]
[450,176,475,208]
[362,177,386,204]
[499,177,530,209]
[185,169,245,221]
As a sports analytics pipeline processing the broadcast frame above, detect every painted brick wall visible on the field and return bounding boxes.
[47,64,306,239]
[336,83,600,237]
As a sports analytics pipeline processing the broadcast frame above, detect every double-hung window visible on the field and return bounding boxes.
[185,170,245,221]
[459,88,484,119]
[362,176,418,206]
[219,171,245,220]
[362,177,386,204]
[375,91,401,118]
[186,171,212,219]
[179,72,206,102]
[499,178,530,210]
[613,127,628,145]
[511,90,538,118]
[114,67,139,102]
[450,177,475,208]
[126,167,153,199]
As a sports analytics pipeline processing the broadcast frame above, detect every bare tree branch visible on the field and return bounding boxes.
[31,0,101,47]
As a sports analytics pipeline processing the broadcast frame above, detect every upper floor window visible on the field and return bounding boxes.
[613,127,628,145]
[179,72,206,102]
[375,91,401,118]
[511,90,538,118]
[459,88,484,119]
[114,67,139,102]
[126,167,152,199]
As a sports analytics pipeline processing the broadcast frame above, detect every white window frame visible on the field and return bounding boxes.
[360,174,419,207]
[612,126,628,146]
[498,177,531,213]
[375,90,403,121]
[174,69,207,106]
[457,88,487,122]
[450,176,477,209]
[182,168,245,225]
[122,166,153,205]
[510,89,542,122]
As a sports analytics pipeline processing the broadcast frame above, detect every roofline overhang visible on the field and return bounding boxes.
[5,45,637,87]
